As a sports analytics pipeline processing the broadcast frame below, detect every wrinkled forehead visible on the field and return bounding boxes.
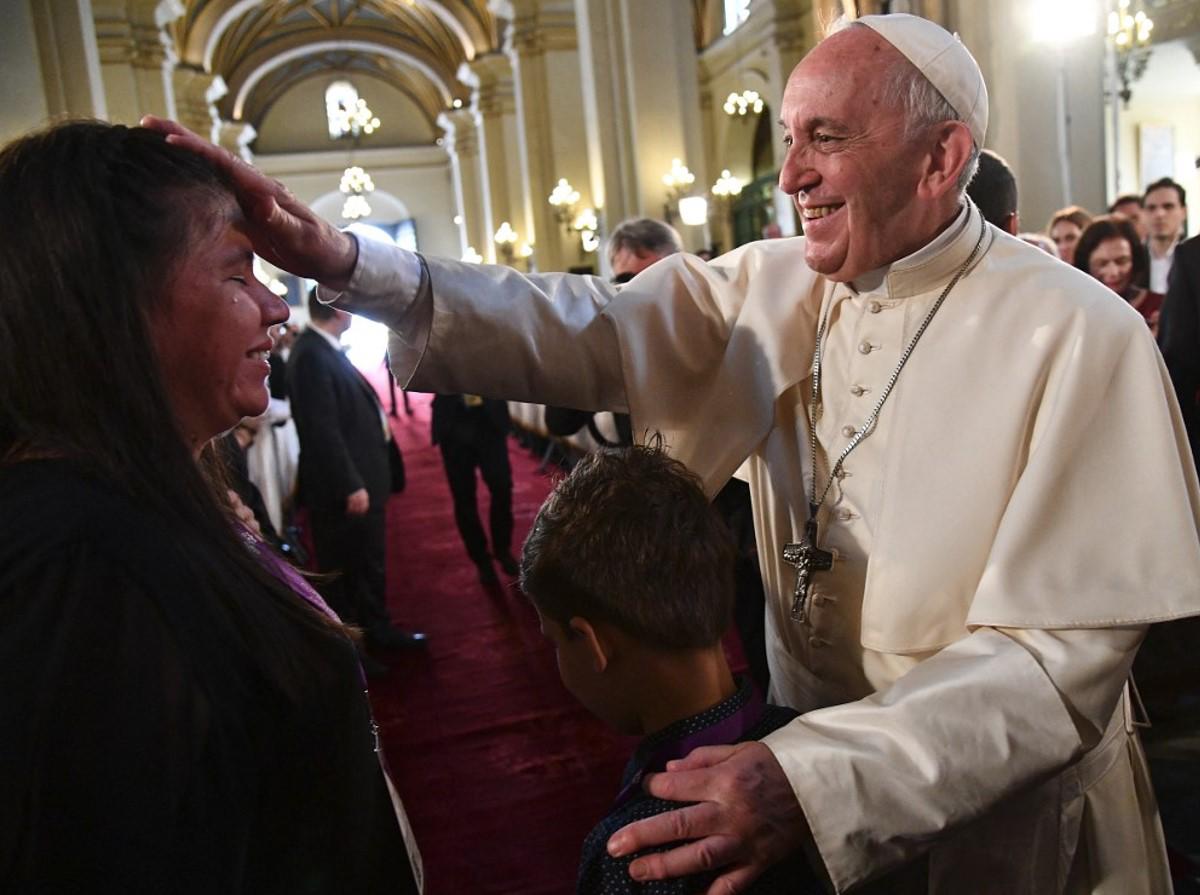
[781,27,906,121]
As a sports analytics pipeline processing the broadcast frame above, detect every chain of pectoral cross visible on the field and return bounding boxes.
[782,216,988,624]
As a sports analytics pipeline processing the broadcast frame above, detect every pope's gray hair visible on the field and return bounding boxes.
[833,19,980,195]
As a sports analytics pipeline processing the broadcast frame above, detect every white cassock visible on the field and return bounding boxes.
[323,201,1200,894]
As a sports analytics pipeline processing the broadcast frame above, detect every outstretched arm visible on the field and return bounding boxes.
[139,116,358,287]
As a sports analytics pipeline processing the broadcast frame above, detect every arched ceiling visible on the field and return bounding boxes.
[173,0,498,146]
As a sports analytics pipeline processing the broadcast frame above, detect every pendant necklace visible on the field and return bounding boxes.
[784,216,987,624]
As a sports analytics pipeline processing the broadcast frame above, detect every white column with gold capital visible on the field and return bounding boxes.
[172,67,225,144]
[575,0,707,252]
[92,0,185,124]
[497,0,592,273]
[438,109,489,262]
[459,53,515,262]
[25,0,109,125]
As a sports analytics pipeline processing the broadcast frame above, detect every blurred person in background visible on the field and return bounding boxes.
[1144,178,1187,295]
[1047,205,1093,266]
[1074,214,1160,334]
[1109,194,1147,242]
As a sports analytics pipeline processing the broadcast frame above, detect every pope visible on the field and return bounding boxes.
[145,12,1200,894]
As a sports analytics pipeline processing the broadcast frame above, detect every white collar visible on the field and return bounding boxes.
[850,202,978,299]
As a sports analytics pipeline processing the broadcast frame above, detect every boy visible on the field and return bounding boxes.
[520,443,819,894]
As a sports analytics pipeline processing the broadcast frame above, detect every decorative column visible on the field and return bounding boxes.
[218,120,257,162]
[438,109,489,260]
[461,53,517,262]
[576,0,707,249]
[172,67,225,143]
[28,0,109,120]
[501,0,591,272]
[92,0,184,124]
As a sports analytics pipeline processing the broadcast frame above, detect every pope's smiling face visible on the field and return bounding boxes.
[778,27,944,283]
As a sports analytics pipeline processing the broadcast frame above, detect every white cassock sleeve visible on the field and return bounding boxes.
[763,624,1145,893]
[320,236,630,412]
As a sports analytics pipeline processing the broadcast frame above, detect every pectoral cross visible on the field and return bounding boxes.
[782,517,833,624]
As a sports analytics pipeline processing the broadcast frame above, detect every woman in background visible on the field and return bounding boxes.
[1047,205,1093,266]
[0,122,420,893]
[1074,214,1161,335]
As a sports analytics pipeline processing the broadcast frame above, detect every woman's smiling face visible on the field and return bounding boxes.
[149,197,290,448]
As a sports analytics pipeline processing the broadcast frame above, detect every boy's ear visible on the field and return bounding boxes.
[568,616,611,673]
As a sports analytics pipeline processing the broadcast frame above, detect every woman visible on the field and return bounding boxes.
[1046,205,1092,266]
[0,122,420,892]
[1074,214,1161,334]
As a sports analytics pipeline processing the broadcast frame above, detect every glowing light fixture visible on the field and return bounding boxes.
[340,165,375,221]
[712,169,745,198]
[723,90,764,117]
[678,196,709,227]
[326,81,381,140]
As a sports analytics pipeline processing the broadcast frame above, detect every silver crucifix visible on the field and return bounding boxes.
[782,519,833,623]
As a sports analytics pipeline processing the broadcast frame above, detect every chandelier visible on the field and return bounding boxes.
[723,90,763,117]
[1107,0,1154,107]
[340,165,375,220]
[326,80,381,140]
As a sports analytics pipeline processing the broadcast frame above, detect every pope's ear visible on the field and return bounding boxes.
[919,121,975,201]
[568,616,611,673]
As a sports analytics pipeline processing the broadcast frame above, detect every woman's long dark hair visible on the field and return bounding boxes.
[0,121,345,698]
[1073,214,1150,297]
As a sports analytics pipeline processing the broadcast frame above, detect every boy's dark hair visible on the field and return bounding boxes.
[966,149,1017,230]
[520,441,735,649]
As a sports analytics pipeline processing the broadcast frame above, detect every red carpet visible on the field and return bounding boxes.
[368,388,634,895]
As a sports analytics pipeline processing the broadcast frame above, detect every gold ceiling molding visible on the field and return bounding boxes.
[173,0,496,131]
[241,49,445,130]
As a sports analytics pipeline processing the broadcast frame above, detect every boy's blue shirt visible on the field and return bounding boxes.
[576,676,822,894]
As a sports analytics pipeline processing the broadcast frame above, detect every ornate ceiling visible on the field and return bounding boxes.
[173,0,498,137]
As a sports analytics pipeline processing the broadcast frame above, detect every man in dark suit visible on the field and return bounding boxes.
[1159,233,1200,472]
[289,291,424,668]
[431,394,516,586]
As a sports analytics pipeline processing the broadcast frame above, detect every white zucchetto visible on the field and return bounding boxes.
[855,13,989,148]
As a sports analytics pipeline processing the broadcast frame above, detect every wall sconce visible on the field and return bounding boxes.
[572,207,599,254]
[662,158,697,225]
[494,221,518,265]
[548,178,581,230]
[1108,0,1154,106]
[462,246,484,263]
[712,169,745,200]
[662,158,695,201]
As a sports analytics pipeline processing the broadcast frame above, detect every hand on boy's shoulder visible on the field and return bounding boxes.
[579,793,820,894]
[577,795,718,895]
